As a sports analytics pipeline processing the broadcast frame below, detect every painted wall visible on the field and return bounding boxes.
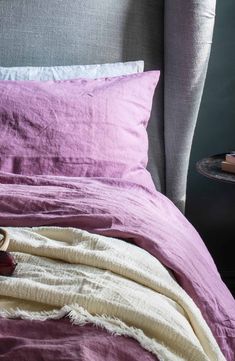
[186,0,235,294]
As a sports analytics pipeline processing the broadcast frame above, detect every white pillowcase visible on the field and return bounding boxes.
[0,61,144,80]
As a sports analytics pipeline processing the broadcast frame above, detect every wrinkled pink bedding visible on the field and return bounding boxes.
[0,72,159,191]
[0,172,234,360]
[0,318,157,361]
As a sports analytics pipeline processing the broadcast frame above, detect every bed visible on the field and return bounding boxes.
[0,1,234,361]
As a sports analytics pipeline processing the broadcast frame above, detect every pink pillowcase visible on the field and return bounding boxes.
[0,71,160,190]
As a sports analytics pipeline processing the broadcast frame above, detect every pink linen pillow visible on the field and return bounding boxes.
[0,71,160,190]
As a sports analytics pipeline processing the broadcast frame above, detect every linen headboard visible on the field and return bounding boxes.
[0,0,216,212]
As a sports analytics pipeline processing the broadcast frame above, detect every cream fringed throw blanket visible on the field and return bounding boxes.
[0,227,225,361]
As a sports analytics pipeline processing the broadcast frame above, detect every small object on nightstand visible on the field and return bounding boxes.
[196,153,235,184]
[221,151,235,174]
[225,151,235,165]
[221,161,235,174]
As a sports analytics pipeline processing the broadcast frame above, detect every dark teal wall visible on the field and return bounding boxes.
[186,0,235,290]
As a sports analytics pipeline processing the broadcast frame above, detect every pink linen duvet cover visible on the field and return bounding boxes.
[0,71,234,361]
[0,173,234,360]
[0,318,158,361]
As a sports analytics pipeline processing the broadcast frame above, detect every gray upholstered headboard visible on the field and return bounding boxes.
[0,0,216,212]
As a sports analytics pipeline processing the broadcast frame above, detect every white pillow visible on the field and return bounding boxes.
[0,61,144,80]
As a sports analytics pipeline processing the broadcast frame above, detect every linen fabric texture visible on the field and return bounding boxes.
[0,0,165,199]
[0,71,160,190]
[164,0,216,210]
[0,173,234,360]
[0,60,144,80]
[0,0,216,212]
[0,227,225,361]
[0,320,158,361]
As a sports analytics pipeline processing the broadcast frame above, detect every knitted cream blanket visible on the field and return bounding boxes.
[0,227,225,361]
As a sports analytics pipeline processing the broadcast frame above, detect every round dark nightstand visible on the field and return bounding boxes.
[196,153,235,184]
[196,153,235,298]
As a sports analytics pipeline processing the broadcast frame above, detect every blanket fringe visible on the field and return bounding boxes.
[0,304,166,361]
